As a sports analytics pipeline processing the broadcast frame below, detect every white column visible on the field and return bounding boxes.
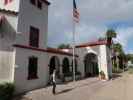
[99,45,109,80]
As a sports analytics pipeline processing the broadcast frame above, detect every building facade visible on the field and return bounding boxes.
[0,0,112,94]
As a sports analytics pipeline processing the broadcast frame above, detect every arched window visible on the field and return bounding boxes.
[49,56,60,75]
[62,58,70,74]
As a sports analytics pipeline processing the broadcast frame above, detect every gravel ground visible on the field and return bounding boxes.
[14,72,133,100]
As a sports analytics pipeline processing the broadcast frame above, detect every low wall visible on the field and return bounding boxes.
[0,50,15,83]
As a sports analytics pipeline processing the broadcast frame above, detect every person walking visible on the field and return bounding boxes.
[52,69,56,94]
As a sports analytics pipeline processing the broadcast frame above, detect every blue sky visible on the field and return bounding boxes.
[47,0,133,54]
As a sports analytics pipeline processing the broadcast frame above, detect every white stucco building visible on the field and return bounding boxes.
[0,0,112,94]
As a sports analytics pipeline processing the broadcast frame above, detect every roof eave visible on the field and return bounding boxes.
[0,9,18,16]
[41,0,51,5]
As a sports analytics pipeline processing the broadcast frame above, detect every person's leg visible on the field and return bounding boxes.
[53,82,56,94]
[52,82,54,94]
[54,82,56,94]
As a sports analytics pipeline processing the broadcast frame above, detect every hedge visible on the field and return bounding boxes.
[0,82,15,100]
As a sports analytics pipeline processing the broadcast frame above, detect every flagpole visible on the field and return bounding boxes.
[72,0,79,81]
[72,11,76,82]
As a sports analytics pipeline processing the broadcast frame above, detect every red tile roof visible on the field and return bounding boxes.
[13,44,78,57]
[58,40,108,50]
[76,40,107,48]
[47,47,78,57]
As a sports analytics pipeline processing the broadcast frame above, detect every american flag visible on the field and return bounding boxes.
[73,0,80,23]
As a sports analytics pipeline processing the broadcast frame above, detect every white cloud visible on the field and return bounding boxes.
[114,27,133,53]
[48,0,133,53]
[115,27,133,47]
[126,49,133,54]
[75,24,107,44]
[78,0,133,23]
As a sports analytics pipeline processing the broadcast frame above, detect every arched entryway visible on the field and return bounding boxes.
[84,53,99,78]
[49,56,60,75]
[62,57,70,76]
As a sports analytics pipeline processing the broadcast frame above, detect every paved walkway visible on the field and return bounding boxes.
[14,72,133,100]
[90,72,133,100]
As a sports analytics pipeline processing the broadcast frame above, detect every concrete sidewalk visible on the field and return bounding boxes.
[90,72,133,100]
[14,72,133,100]
[14,77,107,100]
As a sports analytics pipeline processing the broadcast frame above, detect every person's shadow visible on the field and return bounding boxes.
[56,88,74,95]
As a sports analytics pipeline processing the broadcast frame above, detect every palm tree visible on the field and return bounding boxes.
[105,29,119,72]
[58,44,71,49]
[113,43,124,54]
[106,29,117,46]
[98,37,106,41]
[106,29,117,38]
[112,43,126,71]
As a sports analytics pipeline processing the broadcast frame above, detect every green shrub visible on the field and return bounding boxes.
[112,68,123,73]
[99,70,106,80]
[75,71,81,75]
[64,72,73,77]
[0,82,15,100]
[99,70,105,76]
[64,71,81,77]
[128,68,133,74]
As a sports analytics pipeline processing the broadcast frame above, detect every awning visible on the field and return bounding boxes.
[0,15,5,26]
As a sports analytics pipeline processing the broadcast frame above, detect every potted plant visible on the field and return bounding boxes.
[99,70,106,80]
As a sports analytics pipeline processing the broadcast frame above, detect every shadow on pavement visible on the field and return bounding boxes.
[56,88,74,95]
[13,96,32,100]
[112,74,122,80]
[13,92,32,100]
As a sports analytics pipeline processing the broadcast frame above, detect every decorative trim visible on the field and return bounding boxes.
[41,0,51,5]
[76,40,107,48]
[13,44,78,57]
[0,8,18,15]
